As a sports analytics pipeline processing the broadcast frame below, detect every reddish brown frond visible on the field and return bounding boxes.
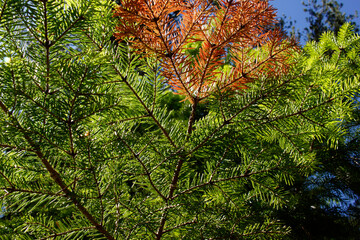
[114,0,299,102]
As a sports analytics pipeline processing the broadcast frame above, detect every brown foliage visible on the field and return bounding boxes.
[114,0,298,102]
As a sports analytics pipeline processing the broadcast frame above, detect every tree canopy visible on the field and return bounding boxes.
[0,0,359,239]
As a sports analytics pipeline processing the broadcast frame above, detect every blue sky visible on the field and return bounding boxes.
[272,0,360,41]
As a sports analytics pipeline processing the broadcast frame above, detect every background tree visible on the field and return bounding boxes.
[0,0,359,239]
[303,0,359,41]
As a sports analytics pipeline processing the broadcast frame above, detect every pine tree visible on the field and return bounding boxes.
[0,0,358,239]
[303,0,359,41]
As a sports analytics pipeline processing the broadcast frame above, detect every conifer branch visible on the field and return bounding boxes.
[169,164,303,201]
[119,137,167,201]
[108,114,150,125]
[87,145,105,225]
[187,78,293,155]
[0,171,14,188]
[156,211,167,240]
[162,219,197,234]
[39,227,96,240]
[0,99,115,240]
[113,66,177,148]
[186,97,198,136]
[0,144,34,152]
[16,89,65,122]
[0,1,6,23]
[50,15,85,47]
[1,187,65,197]
[18,18,44,45]
[42,0,50,91]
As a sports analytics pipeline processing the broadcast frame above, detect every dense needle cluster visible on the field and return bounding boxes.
[114,0,298,102]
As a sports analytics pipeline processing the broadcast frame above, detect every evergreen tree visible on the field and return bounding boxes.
[0,0,359,239]
[303,0,359,41]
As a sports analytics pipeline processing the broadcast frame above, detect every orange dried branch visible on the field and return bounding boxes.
[114,0,299,102]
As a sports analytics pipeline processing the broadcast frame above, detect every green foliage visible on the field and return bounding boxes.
[277,23,360,239]
[0,0,358,239]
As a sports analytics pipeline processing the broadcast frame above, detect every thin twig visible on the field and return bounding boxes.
[119,137,167,201]
[39,227,96,240]
[50,15,85,47]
